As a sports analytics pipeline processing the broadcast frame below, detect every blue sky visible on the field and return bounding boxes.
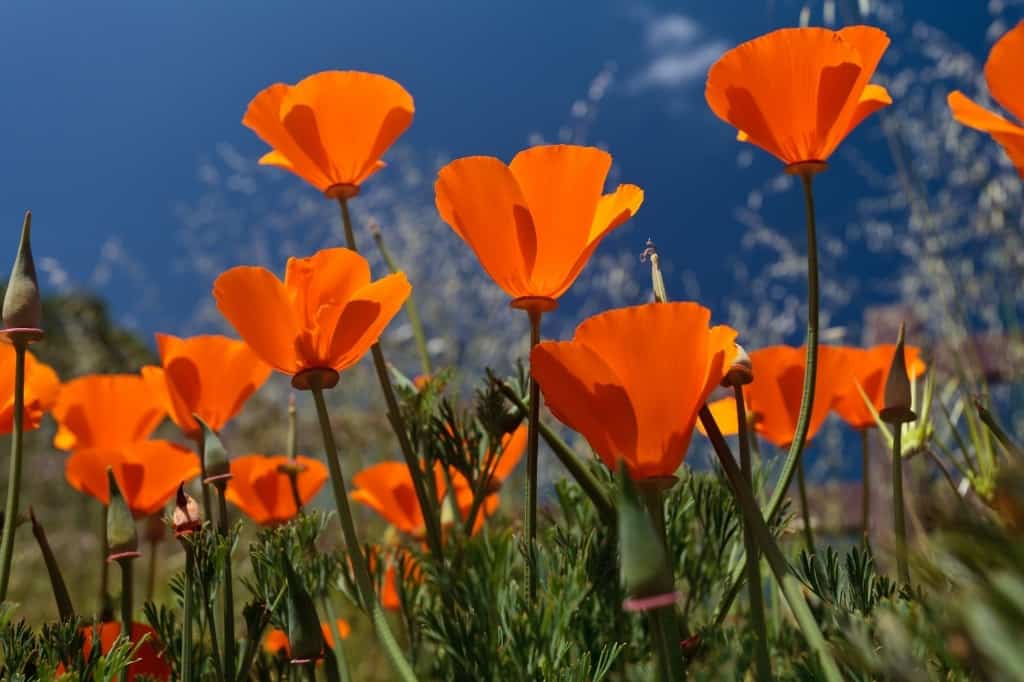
[0,0,1013,336]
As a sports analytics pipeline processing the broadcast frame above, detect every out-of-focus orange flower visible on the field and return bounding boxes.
[0,344,58,434]
[705,26,891,167]
[263,618,351,657]
[948,21,1024,177]
[141,333,271,438]
[366,547,420,612]
[244,71,414,198]
[65,440,201,517]
[224,455,328,526]
[531,302,737,479]
[77,621,171,681]
[351,461,449,537]
[52,375,164,451]
[435,145,643,312]
[485,424,527,491]
[213,248,410,389]
[832,344,927,431]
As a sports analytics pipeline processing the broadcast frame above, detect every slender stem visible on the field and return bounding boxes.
[195,434,213,523]
[796,461,815,554]
[338,198,444,561]
[323,597,352,682]
[99,503,111,618]
[700,406,842,682]
[637,484,683,681]
[924,447,961,499]
[303,663,317,682]
[715,169,822,625]
[146,538,158,603]
[525,309,542,601]
[286,395,305,515]
[892,427,909,585]
[735,388,772,681]
[119,558,134,682]
[0,342,26,600]
[181,546,194,682]
[861,430,871,547]
[309,383,417,682]
[217,486,236,680]
[371,224,432,377]
[203,596,226,682]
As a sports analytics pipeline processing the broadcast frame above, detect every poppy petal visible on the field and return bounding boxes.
[213,266,300,374]
[948,91,1024,175]
[984,20,1024,124]
[327,272,411,371]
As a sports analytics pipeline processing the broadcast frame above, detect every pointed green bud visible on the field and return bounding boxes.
[2,211,42,333]
[106,469,139,561]
[29,507,75,621]
[615,462,674,606]
[880,323,916,425]
[197,416,232,485]
[284,558,325,663]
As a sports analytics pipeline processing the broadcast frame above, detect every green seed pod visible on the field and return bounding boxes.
[284,559,325,663]
[106,469,139,560]
[2,211,42,332]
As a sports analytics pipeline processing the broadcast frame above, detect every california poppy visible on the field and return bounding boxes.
[832,344,926,431]
[65,440,201,517]
[705,26,892,168]
[72,621,171,681]
[0,344,58,434]
[244,71,414,199]
[483,424,527,492]
[52,375,165,451]
[213,248,411,390]
[263,619,351,657]
[948,21,1024,177]
[366,546,419,612]
[530,302,737,479]
[351,461,450,537]
[435,144,643,311]
[224,454,328,525]
[141,333,271,439]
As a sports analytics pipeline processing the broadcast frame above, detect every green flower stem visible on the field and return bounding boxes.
[99,504,111,618]
[525,308,542,602]
[636,483,684,682]
[700,405,842,682]
[146,538,158,603]
[892,427,910,585]
[216,485,236,680]
[735,388,772,682]
[195,434,213,524]
[29,507,75,620]
[715,169,822,625]
[0,341,26,601]
[860,430,871,547]
[309,381,418,682]
[490,374,615,524]
[181,545,195,682]
[303,663,317,682]
[286,396,305,515]
[371,224,432,377]
[118,558,134,682]
[338,198,444,561]
[323,597,352,682]
[796,462,815,554]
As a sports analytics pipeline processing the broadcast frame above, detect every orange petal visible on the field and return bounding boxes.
[351,461,427,535]
[283,248,372,329]
[984,20,1024,124]
[119,441,201,516]
[948,91,1024,176]
[213,266,300,374]
[491,424,528,484]
[65,447,123,506]
[0,347,60,435]
[52,375,165,451]
[327,272,411,371]
[837,83,892,145]
[697,396,740,438]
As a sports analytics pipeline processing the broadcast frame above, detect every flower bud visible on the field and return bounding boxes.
[615,462,675,610]
[2,212,43,338]
[720,343,753,387]
[197,416,232,485]
[880,323,916,425]
[106,469,139,561]
[284,559,325,664]
[173,483,202,537]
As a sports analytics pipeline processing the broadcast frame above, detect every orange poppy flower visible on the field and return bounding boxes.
[351,461,449,537]
[948,21,1024,177]
[530,302,737,479]
[0,344,58,434]
[52,374,165,451]
[67,621,171,681]
[485,424,527,490]
[831,344,926,431]
[366,547,420,612]
[140,333,271,438]
[65,440,202,516]
[224,454,328,525]
[213,248,410,389]
[705,26,892,167]
[435,145,643,311]
[263,619,351,657]
[243,71,414,198]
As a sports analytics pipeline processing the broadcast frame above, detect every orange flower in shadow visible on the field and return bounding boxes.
[832,344,926,431]
[72,622,171,681]
[52,375,165,452]
[213,248,410,388]
[705,26,891,166]
[65,440,201,516]
[485,424,527,491]
[244,71,414,198]
[351,461,449,537]
[224,455,328,526]
[435,145,643,311]
[948,21,1024,177]
[141,333,271,438]
[531,303,737,479]
[0,345,58,434]
[263,619,351,657]
[366,547,420,612]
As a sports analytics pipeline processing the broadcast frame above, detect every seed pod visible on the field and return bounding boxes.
[2,211,42,334]
[197,416,232,485]
[880,323,916,425]
[106,469,139,561]
[616,462,674,608]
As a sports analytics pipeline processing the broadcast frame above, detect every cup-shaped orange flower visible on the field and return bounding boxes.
[263,618,351,657]
[435,144,643,311]
[948,21,1024,177]
[832,344,926,431]
[224,454,328,525]
[52,374,165,451]
[65,440,201,516]
[530,302,737,479]
[244,71,414,199]
[351,461,449,537]
[0,344,58,434]
[213,248,411,389]
[141,333,271,438]
[705,26,892,168]
[74,622,171,681]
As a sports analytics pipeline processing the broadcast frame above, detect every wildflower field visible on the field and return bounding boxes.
[3,2,1024,680]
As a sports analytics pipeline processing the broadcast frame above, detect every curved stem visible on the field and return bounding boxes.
[118,558,134,682]
[525,309,542,601]
[0,342,26,600]
[735,388,772,681]
[181,546,194,682]
[796,461,815,554]
[217,486,236,680]
[310,383,417,682]
[892,427,909,585]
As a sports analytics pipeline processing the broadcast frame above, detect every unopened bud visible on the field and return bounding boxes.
[197,416,232,485]
[173,483,202,537]
[284,559,325,664]
[106,469,139,562]
[616,462,675,610]
[2,212,43,341]
[880,323,916,425]
[720,343,753,387]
